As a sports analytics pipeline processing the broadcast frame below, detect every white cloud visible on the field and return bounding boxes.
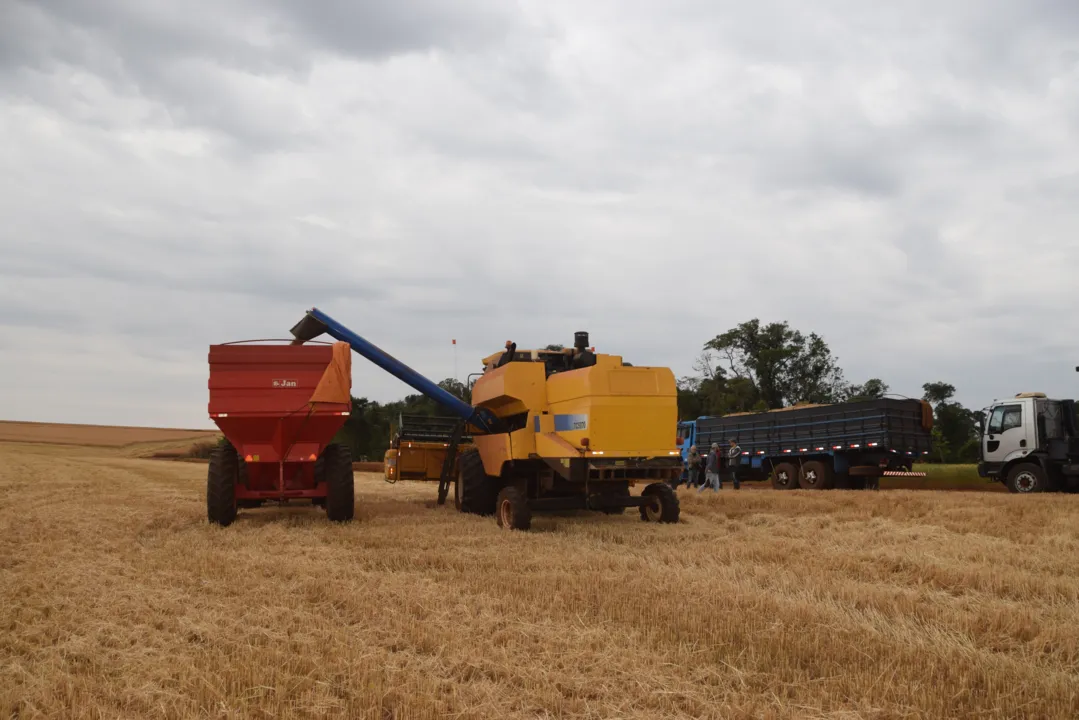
[2,0,1079,428]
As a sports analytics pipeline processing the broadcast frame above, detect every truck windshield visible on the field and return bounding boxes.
[988,404,1022,434]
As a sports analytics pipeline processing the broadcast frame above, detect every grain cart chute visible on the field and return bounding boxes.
[206,340,355,526]
[290,307,682,530]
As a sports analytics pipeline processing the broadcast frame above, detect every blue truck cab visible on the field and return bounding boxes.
[676,398,932,489]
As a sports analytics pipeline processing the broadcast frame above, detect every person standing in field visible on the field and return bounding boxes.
[700,443,721,492]
[725,438,742,490]
[684,445,701,488]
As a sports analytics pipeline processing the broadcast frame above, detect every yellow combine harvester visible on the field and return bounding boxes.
[291,310,682,530]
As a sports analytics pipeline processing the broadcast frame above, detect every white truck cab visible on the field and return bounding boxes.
[977,392,1079,493]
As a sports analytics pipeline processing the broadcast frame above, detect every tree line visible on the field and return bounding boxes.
[334,319,985,464]
[676,319,984,463]
[332,378,470,461]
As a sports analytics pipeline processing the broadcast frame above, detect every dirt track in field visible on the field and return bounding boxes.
[0,420,218,448]
[2,442,1078,719]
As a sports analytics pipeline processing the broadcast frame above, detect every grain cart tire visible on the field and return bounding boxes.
[640,482,680,523]
[207,445,238,526]
[799,460,834,490]
[1007,463,1046,494]
[772,462,799,490]
[455,448,497,515]
[495,486,532,530]
[323,443,355,522]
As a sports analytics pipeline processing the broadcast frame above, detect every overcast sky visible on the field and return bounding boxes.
[2,0,1078,429]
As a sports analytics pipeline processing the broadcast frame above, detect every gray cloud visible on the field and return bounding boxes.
[2,0,1078,428]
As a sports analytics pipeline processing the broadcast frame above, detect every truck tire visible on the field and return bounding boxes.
[495,486,532,530]
[640,482,680,523]
[207,444,238,526]
[455,448,497,515]
[322,443,355,522]
[1007,463,1046,494]
[799,460,834,490]
[772,462,799,490]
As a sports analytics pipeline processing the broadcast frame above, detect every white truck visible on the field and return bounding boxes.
[976,391,1079,493]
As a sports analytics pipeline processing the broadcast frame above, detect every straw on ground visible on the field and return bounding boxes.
[1,441,1077,719]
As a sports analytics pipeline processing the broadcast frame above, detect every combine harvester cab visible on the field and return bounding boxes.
[290,307,683,531]
[206,341,355,526]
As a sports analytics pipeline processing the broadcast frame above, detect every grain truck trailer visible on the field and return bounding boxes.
[678,398,934,489]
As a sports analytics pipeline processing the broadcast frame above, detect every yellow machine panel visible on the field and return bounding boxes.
[471,361,547,418]
[544,360,678,457]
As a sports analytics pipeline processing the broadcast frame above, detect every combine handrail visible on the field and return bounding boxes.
[289,307,500,433]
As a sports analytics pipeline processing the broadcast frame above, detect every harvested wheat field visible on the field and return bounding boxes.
[3,442,1079,719]
[0,420,218,448]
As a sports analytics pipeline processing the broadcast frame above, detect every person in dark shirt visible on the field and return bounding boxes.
[725,439,742,490]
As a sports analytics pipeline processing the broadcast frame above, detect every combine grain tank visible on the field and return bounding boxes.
[206,341,354,525]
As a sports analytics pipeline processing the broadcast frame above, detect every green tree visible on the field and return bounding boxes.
[704,319,847,409]
[844,378,890,401]
[922,382,957,405]
[921,382,979,463]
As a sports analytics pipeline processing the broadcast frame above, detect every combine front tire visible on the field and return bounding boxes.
[207,444,238,527]
[323,443,355,522]
[1007,463,1046,494]
[640,482,680,523]
[455,448,497,515]
[495,486,531,530]
[772,462,799,490]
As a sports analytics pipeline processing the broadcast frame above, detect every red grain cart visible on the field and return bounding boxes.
[206,341,355,526]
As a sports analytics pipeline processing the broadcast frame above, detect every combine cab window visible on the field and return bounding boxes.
[988,404,1022,434]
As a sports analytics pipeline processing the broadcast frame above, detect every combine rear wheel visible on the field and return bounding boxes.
[640,482,680,523]
[495,486,531,530]
[772,462,799,490]
[322,443,355,522]
[207,444,238,526]
[454,448,497,515]
[799,461,834,490]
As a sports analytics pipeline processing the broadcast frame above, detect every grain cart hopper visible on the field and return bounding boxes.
[290,307,682,530]
[206,340,355,526]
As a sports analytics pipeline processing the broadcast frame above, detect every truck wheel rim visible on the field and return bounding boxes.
[805,470,817,486]
[1016,472,1037,491]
